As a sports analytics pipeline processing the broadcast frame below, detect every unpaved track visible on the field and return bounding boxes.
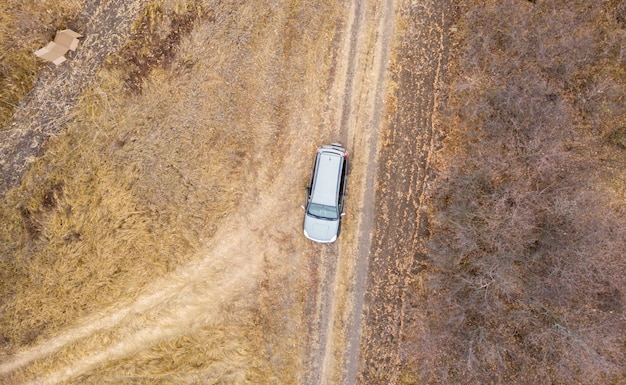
[302,0,396,384]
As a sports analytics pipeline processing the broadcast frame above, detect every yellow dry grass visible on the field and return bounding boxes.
[0,0,84,127]
[0,0,343,383]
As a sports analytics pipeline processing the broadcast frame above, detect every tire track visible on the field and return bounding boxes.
[305,0,396,384]
[1,212,263,383]
[300,1,365,381]
[342,1,395,384]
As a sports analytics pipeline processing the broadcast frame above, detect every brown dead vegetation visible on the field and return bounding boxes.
[400,0,626,383]
[109,1,213,93]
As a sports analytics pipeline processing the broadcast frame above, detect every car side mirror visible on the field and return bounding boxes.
[301,205,306,210]
[341,212,346,217]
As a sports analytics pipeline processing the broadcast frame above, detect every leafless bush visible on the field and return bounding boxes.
[403,0,626,383]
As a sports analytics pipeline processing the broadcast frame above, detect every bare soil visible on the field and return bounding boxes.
[355,1,455,383]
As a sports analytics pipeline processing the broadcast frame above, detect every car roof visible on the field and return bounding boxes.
[311,149,343,207]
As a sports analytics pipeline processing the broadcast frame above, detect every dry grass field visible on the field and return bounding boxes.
[0,0,345,383]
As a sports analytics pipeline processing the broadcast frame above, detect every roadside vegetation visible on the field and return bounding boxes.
[402,0,626,383]
[0,0,341,383]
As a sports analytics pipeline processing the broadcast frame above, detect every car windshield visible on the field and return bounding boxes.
[307,203,338,220]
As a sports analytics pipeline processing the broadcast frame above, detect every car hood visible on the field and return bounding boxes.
[303,214,340,243]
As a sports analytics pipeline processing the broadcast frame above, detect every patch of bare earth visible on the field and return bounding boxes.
[356,1,454,384]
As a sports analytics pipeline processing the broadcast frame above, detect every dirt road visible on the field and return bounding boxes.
[302,0,457,384]
[301,1,396,384]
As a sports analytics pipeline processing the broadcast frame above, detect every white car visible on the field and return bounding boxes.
[302,143,349,243]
